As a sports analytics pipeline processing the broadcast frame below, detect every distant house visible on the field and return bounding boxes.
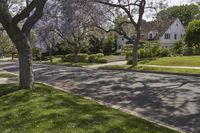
[117,18,185,49]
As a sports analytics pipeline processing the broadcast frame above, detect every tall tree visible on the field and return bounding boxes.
[157,4,200,26]
[185,20,200,55]
[36,0,101,62]
[0,0,47,89]
[93,0,149,66]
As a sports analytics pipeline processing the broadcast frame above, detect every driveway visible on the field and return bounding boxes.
[1,61,200,133]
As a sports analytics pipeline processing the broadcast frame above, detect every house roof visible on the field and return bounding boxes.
[140,18,179,40]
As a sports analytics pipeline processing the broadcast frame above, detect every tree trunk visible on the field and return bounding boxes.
[18,51,34,89]
[73,46,80,63]
[12,33,34,89]
[131,28,140,66]
[74,50,78,63]
[49,47,53,63]
[11,53,14,60]
[132,43,138,66]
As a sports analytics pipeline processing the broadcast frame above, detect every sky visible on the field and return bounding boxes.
[168,0,190,6]
[144,0,194,21]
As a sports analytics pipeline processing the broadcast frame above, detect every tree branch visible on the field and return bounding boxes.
[22,0,47,35]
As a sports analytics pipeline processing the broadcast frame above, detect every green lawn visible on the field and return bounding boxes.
[0,83,179,133]
[102,65,200,75]
[139,56,200,67]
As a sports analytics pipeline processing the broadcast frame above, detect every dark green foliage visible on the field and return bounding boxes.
[185,20,200,54]
[88,54,98,63]
[159,48,172,57]
[88,53,107,63]
[62,53,108,63]
[103,33,116,55]
[54,43,73,55]
[96,58,108,63]
[32,47,40,61]
[88,36,103,54]
[95,53,104,58]
[157,4,200,26]
[171,40,186,55]
[62,53,89,62]
[125,41,172,61]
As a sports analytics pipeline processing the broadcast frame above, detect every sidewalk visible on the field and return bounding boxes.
[139,64,200,69]
[88,60,200,70]
[0,77,17,84]
[88,61,127,68]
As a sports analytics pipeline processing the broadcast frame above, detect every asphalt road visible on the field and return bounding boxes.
[1,61,200,133]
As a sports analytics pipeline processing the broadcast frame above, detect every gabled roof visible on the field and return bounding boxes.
[140,18,181,40]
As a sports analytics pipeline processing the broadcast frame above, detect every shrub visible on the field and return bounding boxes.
[138,48,148,58]
[127,59,133,65]
[62,54,88,62]
[96,58,108,63]
[171,40,186,55]
[96,53,104,58]
[88,54,98,63]
[125,51,132,59]
[88,54,107,63]
[159,48,172,57]
[62,54,74,62]
[77,53,89,62]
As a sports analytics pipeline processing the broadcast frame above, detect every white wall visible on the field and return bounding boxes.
[117,35,128,49]
[160,18,185,48]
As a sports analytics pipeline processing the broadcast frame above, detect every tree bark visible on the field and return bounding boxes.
[14,34,34,89]
[131,27,140,66]
[132,43,138,66]
[4,26,34,89]
[73,48,79,63]
[49,46,53,63]
[18,49,34,89]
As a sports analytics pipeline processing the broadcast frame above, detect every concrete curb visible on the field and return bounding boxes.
[37,81,184,133]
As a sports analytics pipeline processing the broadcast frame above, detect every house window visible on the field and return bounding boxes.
[174,34,177,40]
[149,33,153,39]
[165,46,168,48]
[165,33,171,39]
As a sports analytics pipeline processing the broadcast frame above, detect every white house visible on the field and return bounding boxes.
[117,18,185,49]
[159,18,185,48]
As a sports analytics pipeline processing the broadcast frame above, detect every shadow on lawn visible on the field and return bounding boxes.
[0,84,177,133]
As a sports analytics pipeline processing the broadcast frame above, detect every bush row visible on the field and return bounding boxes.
[125,48,172,60]
[62,53,107,63]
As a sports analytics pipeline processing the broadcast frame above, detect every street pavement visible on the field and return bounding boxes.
[0,61,200,133]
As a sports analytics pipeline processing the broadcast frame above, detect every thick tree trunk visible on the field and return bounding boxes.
[132,43,138,66]
[131,28,140,66]
[12,33,34,89]
[18,51,34,89]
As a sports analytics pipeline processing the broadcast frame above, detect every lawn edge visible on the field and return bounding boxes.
[99,67,200,77]
[37,81,184,133]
